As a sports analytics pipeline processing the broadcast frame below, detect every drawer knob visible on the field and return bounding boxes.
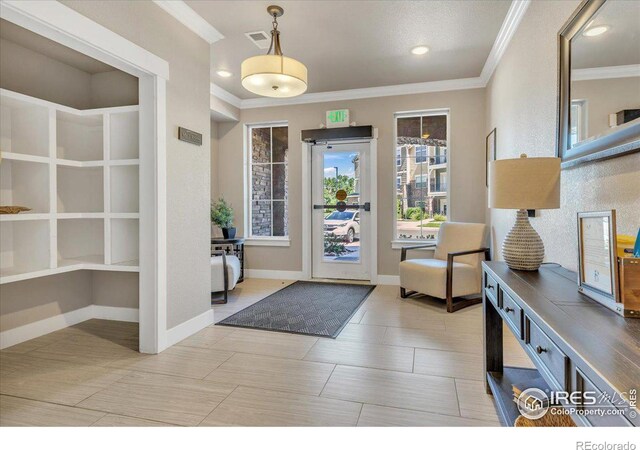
[504,307,514,313]
[536,345,547,354]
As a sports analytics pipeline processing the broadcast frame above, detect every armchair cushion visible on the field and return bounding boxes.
[211,255,241,292]
[433,222,487,268]
[399,258,480,299]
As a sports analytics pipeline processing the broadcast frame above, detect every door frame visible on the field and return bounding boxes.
[301,132,378,284]
[1,0,169,353]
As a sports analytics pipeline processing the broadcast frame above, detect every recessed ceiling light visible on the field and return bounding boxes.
[583,25,609,37]
[411,46,430,55]
[216,70,233,78]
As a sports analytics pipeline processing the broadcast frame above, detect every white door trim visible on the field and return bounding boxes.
[0,0,169,353]
[301,133,378,284]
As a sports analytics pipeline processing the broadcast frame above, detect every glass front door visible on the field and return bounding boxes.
[311,142,370,280]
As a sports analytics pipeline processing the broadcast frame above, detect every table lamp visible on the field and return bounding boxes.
[488,154,561,271]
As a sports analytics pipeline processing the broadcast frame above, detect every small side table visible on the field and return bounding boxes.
[211,237,245,283]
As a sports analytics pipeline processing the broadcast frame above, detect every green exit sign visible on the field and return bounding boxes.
[326,109,350,128]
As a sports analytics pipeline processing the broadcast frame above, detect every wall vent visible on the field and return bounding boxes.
[245,31,271,49]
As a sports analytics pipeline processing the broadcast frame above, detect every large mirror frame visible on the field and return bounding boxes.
[557,0,640,168]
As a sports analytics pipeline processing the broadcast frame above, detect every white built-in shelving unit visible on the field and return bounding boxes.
[0,88,140,284]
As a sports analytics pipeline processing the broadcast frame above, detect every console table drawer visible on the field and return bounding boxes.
[526,319,567,389]
[502,291,523,339]
[576,369,632,427]
[484,272,499,307]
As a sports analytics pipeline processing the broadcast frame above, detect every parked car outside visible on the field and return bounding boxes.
[324,210,360,243]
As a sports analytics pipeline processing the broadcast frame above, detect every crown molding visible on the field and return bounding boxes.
[210,83,242,108]
[153,0,223,44]
[572,64,640,81]
[480,0,531,84]
[238,77,485,109]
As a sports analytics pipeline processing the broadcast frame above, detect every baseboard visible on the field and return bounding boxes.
[245,269,305,280]
[92,305,139,322]
[376,274,400,285]
[0,305,140,350]
[164,308,214,349]
[0,305,94,349]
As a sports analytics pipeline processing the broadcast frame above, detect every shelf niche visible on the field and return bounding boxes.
[56,111,103,161]
[0,159,50,213]
[111,218,139,266]
[0,220,49,277]
[57,166,104,213]
[111,165,138,213]
[0,96,49,158]
[57,218,104,267]
[110,111,139,160]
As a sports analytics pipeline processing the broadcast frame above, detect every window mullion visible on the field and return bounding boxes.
[270,127,274,236]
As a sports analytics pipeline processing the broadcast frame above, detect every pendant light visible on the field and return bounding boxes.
[241,5,307,98]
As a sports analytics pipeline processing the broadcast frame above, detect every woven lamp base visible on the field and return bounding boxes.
[502,209,544,271]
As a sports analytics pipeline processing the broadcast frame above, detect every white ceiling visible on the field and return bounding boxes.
[572,0,640,69]
[0,19,116,74]
[187,0,512,99]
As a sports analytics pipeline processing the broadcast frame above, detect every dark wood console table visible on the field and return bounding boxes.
[482,261,639,427]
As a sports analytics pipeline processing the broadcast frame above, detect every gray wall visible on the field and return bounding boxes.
[0,272,139,331]
[0,272,93,331]
[0,37,138,109]
[216,89,487,276]
[62,0,212,328]
[486,0,640,271]
[90,70,139,108]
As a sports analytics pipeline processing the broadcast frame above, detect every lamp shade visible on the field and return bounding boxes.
[488,155,560,209]
[241,55,307,98]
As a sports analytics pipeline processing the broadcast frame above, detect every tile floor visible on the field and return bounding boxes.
[0,279,534,426]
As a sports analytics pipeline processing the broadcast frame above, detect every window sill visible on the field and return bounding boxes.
[391,239,437,250]
[245,237,291,247]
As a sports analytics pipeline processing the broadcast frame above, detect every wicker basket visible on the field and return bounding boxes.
[514,407,576,427]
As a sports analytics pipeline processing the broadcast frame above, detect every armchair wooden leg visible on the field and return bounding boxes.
[448,296,482,312]
[400,287,407,298]
[211,291,228,305]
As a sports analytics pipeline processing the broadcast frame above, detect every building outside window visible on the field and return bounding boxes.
[248,124,288,237]
[395,111,448,241]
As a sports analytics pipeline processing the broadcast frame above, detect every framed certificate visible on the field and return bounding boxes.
[577,210,620,313]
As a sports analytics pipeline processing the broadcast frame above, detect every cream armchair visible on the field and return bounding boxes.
[211,250,241,304]
[399,222,490,313]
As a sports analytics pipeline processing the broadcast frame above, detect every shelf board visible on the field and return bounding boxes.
[58,255,105,267]
[57,213,105,219]
[1,152,50,164]
[486,367,550,427]
[113,259,139,268]
[110,213,139,219]
[109,159,140,166]
[56,159,104,168]
[0,258,139,284]
[0,267,55,284]
[0,213,51,222]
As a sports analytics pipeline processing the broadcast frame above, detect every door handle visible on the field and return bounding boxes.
[313,202,370,211]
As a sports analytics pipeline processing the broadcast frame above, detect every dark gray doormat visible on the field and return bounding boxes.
[216,281,375,338]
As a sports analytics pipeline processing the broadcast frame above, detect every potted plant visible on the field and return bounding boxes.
[211,198,236,239]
